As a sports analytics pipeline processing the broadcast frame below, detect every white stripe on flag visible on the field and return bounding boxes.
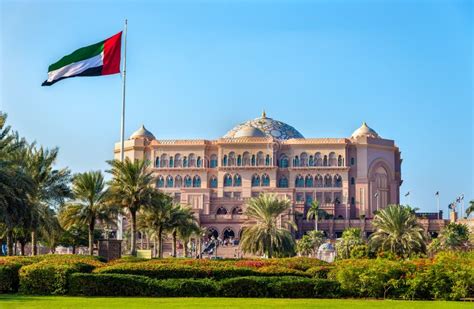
[46,52,104,82]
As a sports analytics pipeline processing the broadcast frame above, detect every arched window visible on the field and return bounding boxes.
[155,157,160,167]
[193,175,201,187]
[323,155,328,166]
[295,175,304,187]
[300,152,308,166]
[160,154,168,168]
[210,154,218,168]
[223,227,235,240]
[175,175,183,188]
[188,153,196,167]
[293,156,300,167]
[257,152,264,166]
[209,176,218,188]
[197,156,202,168]
[334,174,342,187]
[184,175,192,187]
[207,227,218,239]
[350,177,355,185]
[338,155,343,167]
[350,157,355,165]
[251,174,260,187]
[279,154,289,168]
[309,155,314,166]
[174,154,182,167]
[237,155,242,166]
[315,174,323,187]
[233,174,242,187]
[222,155,228,167]
[157,176,164,188]
[329,152,337,166]
[228,152,236,166]
[262,174,270,186]
[324,174,332,187]
[232,207,243,215]
[315,152,322,166]
[166,175,173,188]
[251,154,256,166]
[278,176,288,188]
[265,154,271,166]
[183,156,188,168]
[242,152,251,166]
[351,197,355,205]
[216,207,227,215]
[305,175,313,187]
[169,157,174,168]
[223,174,232,187]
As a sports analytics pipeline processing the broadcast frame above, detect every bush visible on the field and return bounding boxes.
[0,263,21,293]
[218,276,275,297]
[69,273,218,297]
[306,266,332,279]
[19,260,96,295]
[268,277,316,298]
[313,279,341,298]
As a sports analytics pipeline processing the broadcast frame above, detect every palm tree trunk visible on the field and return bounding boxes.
[130,210,137,256]
[6,230,13,256]
[31,230,37,256]
[172,230,177,257]
[268,237,273,259]
[157,226,163,258]
[184,240,189,257]
[20,241,26,256]
[72,245,76,254]
[315,214,318,231]
[88,220,95,255]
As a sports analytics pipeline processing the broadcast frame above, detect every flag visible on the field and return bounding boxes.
[404,192,410,197]
[42,32,122,86]
[435,191,439,196]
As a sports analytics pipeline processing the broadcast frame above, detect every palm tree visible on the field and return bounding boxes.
[369,204,427,257]
[336,228,364,259]
[59,171,117,255]
[240,193,296,258]
[22,145,71,255]
[177,219,200,257]
[107,158,156,256]
[0,113,32,255]
[137,192,173,258]
[168,205,198,257]
[306,200,326,231]
[466,200,474,217]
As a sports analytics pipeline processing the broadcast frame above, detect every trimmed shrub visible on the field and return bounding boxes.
[20,261,95,295]
[218,276,275,297]
[306,266,333,279]
[313,279,341,298]
[257,265,310,277]
[268,277,316,298]
[0,263,21,293]
[69,273,218,297]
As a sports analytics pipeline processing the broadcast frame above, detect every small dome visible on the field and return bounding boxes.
[130,125,155,140]
[233,125,267,138]
[224,111,304,140]
[351,122,380,139]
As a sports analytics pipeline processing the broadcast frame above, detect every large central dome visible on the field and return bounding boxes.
[223,111,304,140]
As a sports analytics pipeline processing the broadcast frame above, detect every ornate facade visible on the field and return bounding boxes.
[115,112,406,240]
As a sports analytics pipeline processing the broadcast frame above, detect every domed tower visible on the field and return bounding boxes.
[130,125,155,140]
[351,122,380,139]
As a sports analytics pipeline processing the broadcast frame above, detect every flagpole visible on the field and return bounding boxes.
[436,192,440,220]
[117,19,128,241]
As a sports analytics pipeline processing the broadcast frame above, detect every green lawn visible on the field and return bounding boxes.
[0,296,471,309]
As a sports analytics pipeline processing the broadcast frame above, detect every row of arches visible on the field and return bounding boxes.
[294,174,343,188]
[207,227,239,240]
[215,206,243,215]
[222,152,271,167]
[155,153,203,168]
[279,152,344,168]
[156,175,201,188]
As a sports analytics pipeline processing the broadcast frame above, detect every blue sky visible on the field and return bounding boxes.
[1,0,472,216]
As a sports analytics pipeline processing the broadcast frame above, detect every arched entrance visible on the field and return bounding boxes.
[207,227,218,239]
[223,228,235,240]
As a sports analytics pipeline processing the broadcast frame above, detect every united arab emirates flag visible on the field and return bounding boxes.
[42,32,122,86]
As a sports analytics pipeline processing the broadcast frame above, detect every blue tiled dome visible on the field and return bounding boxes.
[224,112,304,140]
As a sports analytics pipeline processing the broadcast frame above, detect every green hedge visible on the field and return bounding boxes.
[19,261,95,295]
[0,263,21,293]
[69,273,217,297]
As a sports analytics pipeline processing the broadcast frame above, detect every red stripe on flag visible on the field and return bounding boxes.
[102,31,122,75]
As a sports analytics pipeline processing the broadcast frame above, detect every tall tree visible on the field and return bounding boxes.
[0,113,32,255]
[168,205,198,257]
[306,200,326,231]
[240,194,296,258]
[59,171,116,255]
[107,158,156,256]
[22,145,71,255]
[336,228,364,259]
[369,204,427,257]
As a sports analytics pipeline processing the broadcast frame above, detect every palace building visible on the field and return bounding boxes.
[115,112,442,243]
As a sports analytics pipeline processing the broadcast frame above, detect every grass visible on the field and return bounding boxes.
[0,296,471,309]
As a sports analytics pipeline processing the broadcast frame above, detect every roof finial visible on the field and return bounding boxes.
[262,109,267,118]
[362,121,367,126]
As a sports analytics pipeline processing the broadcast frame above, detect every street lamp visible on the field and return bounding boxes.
[374,192,380,212]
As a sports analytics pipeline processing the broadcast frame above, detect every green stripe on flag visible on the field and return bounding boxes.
[48,40,105,72]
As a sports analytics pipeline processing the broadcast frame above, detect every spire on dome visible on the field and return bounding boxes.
[261,109,267,118]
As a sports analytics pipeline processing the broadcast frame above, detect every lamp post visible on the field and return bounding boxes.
[374,192,380,212]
